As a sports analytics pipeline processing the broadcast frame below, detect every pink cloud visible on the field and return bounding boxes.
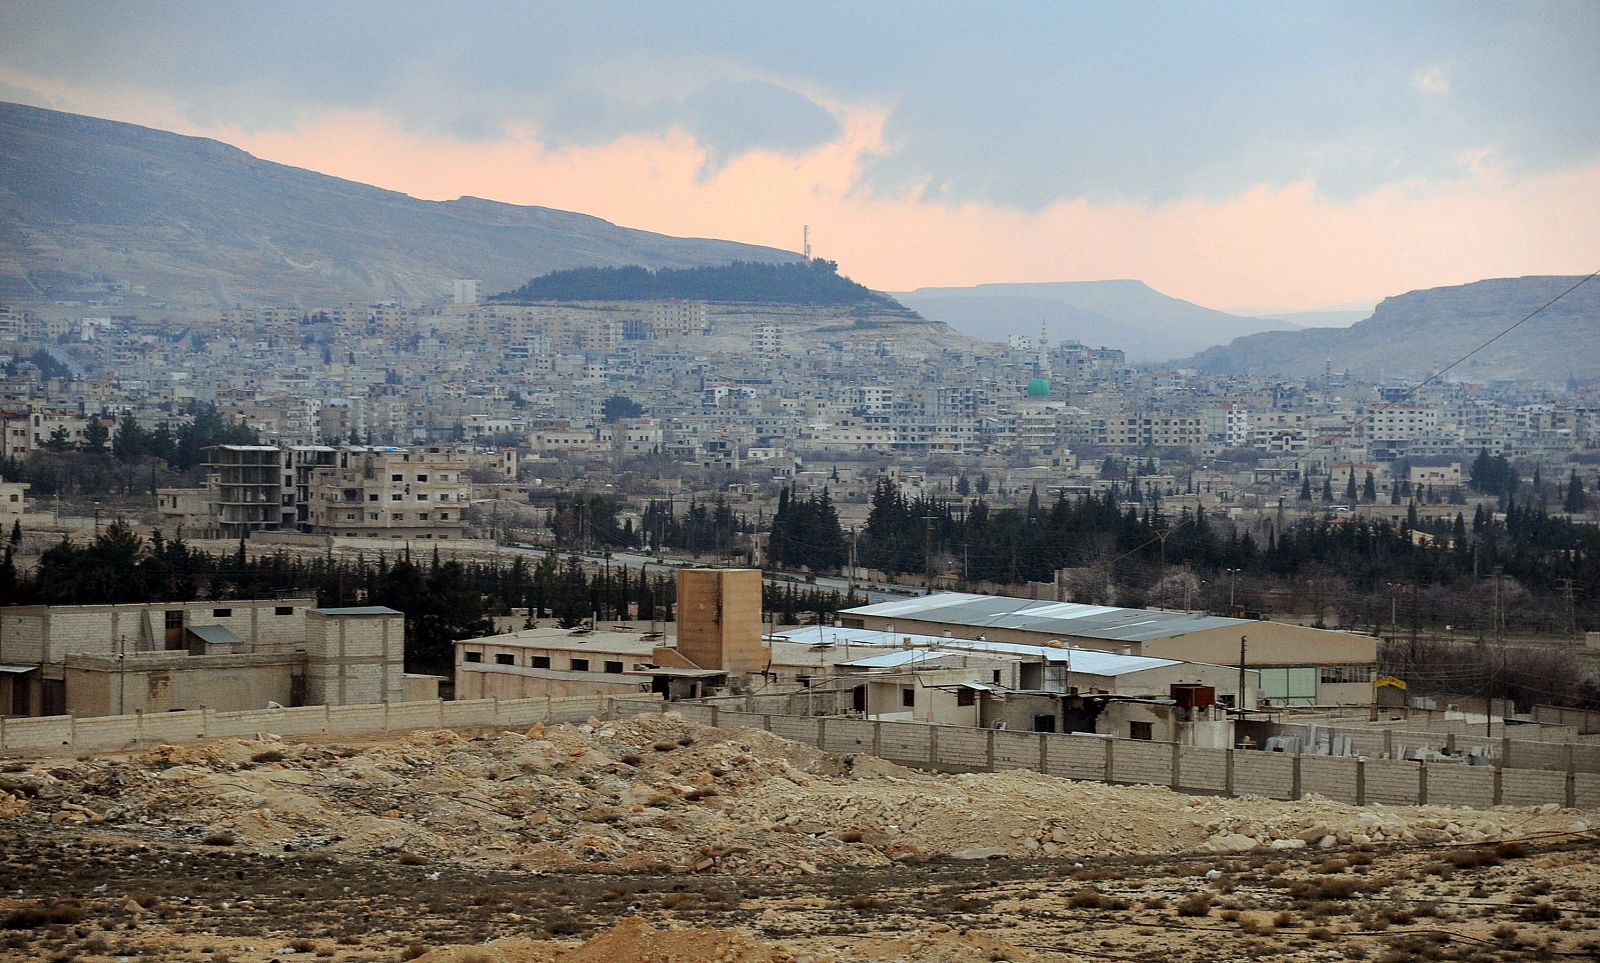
[6,66,1598,309]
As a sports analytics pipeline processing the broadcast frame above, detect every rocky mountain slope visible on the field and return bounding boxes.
[893,279,1298,362]
[0,101,799,311]
[1188,275,1599,381]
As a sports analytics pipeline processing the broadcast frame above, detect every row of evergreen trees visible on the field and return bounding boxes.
[0,523,684,672]
[770,479,1600,624]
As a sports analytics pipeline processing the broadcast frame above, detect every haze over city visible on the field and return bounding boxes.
[3,1,1598,308]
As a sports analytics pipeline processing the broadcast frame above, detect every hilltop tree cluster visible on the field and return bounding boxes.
[492,259,899,307]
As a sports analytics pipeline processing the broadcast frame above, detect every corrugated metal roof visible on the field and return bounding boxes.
[839,592,1250,642]
[312,606,402,616]
[186,624,241,645]
[838,649,951,669]
[771,626,1182,676]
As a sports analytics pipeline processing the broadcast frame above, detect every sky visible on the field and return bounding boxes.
[3,1,1598,310]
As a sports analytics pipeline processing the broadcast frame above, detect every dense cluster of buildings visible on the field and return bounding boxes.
[3,296,1597,493]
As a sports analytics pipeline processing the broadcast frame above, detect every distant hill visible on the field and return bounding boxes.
[0,101,799,311]
[1186,276,1600,381]
[892,279,1298,362]
[494,259,909,311]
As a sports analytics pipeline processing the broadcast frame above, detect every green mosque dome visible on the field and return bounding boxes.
[1026,378,1050,397]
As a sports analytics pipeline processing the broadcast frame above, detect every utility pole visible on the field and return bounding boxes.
[1560,578,1577,643]
[1237,635,1248,715]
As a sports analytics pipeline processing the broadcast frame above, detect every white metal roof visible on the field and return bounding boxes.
[771,625,1183,677]
[839,591,1252,642]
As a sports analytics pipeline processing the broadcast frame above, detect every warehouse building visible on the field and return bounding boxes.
[835,593,1376,706]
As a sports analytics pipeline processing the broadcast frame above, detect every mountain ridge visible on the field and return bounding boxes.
[891,279,1298,362]
[0,101,800,312]
[1185,275,1600,381]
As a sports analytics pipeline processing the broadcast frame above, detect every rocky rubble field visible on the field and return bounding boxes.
[0,712,1591,877]
[2,714,1598,962]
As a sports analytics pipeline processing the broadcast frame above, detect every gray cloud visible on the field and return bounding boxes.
[2,0,1597,208]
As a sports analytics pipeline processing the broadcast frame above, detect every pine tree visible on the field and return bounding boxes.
[1322,475,1333,502]
[1344,472,1358,504]
[1299,475,1311,501]
[1362,471,1377,503]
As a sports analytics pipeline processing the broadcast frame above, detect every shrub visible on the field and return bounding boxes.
[399,946,429,961]
[397,853,427,866]
[1443,848,1500,869]
[1069,889,1117,910]
[1494,840,1528,860]
[203,831,236,847]
[1176,893,1212,917]
[1518,903,1560,922]
[3,903,83,929]
[251,750,284,764]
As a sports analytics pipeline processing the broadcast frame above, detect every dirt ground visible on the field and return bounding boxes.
[1,715,1597,962]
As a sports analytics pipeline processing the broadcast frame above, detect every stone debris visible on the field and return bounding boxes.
[407,916,1039,963]
[0,712,1592,876]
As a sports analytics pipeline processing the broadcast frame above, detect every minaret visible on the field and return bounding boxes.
[1036,319,1049,377]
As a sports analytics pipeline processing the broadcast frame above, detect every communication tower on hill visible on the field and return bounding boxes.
[803,225,811,261]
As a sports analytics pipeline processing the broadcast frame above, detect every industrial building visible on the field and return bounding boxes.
[836,593,1377,706]
[454,568,761,701]
[0,598,431,717]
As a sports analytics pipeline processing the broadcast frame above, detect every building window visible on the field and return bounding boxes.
[1129,721,1153,741]
[391,493,403,501]
[570,658,589,672]
[368,494,378,502]
[901,687,915,708]
[345,512,356,521]
[416,474,428,482]
[391,474,403,482]
[165,610,184,629]
[531,655,550,669]
[416,493,428,501]
[212,608,232,618]
[494,653,514,666]
[418,512,429,521]
[275,606,294,616]
[604,660,623,674]
[1320,664,1377,685]
[439,512,449,520]
[956,688,976,707]
[464,651,482,663]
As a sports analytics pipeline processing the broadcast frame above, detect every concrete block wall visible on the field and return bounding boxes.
[821,718,875,754]
[992,730,1040,771]
[1111,740,1172,786]
[1176,746,1229,793]
[717,710,766,730]
[1575,773,1600,809]
[935,726,989,769]
[1364,759,1422,805]
[1426,764,1495,808]
[1501,768,1567,808]
[1046,735,1109,781]
[878,722,932,765]
[7,694,1593,813]
[1232,751,1294,799]
[767,715,819,745]
[1298,755,1360,804]
[1506,740,1569,772]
